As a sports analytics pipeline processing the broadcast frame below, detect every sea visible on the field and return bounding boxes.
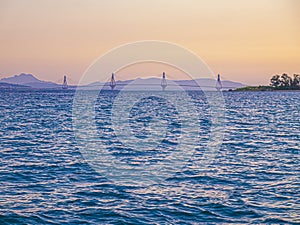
[0,90,299,224]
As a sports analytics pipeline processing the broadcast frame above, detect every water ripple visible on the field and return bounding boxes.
[0,90,299,224]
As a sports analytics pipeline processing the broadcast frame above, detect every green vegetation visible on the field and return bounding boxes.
[235,85,274,91]
[270,73,300,90]
[235,73,300,91]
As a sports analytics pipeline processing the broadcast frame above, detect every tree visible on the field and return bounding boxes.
[270,74,281,87]
[280,73,292,87]
[291,74,300,88]
[270,73,299,90]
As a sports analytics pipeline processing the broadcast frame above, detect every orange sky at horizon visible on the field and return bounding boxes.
[0,0,299,85]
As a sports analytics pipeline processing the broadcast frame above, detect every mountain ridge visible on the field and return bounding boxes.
[0,73,60,89]
[0,73,247,90]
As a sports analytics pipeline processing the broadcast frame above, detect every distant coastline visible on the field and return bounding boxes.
[234,73,300,92]
[1,73,299,92]
[0,73,246,91]
[234,86,300,92]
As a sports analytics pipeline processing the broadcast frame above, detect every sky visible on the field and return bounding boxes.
[0,0,299,85]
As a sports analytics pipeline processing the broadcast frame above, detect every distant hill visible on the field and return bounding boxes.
[178,79,245,90]
[0,82,31,90]
[1,73,40,84]
[84,77,246,91]
[0,73,61,89]
[0,73,246,90]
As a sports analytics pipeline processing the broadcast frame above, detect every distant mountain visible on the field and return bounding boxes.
[0,82,31,90]
[0,73,246,90]
[0,73,60,89]
[177,79,245,90]
[88,79,132,89]
[1,73,40,84]
[84,77,246,91]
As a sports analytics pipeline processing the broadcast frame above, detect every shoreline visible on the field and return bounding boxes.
[233,89,300,92]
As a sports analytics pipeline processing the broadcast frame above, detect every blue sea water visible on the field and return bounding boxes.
[0,90,299,224]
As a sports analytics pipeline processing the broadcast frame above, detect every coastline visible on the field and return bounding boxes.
[234,86,300,92]
[233,89,300,92]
